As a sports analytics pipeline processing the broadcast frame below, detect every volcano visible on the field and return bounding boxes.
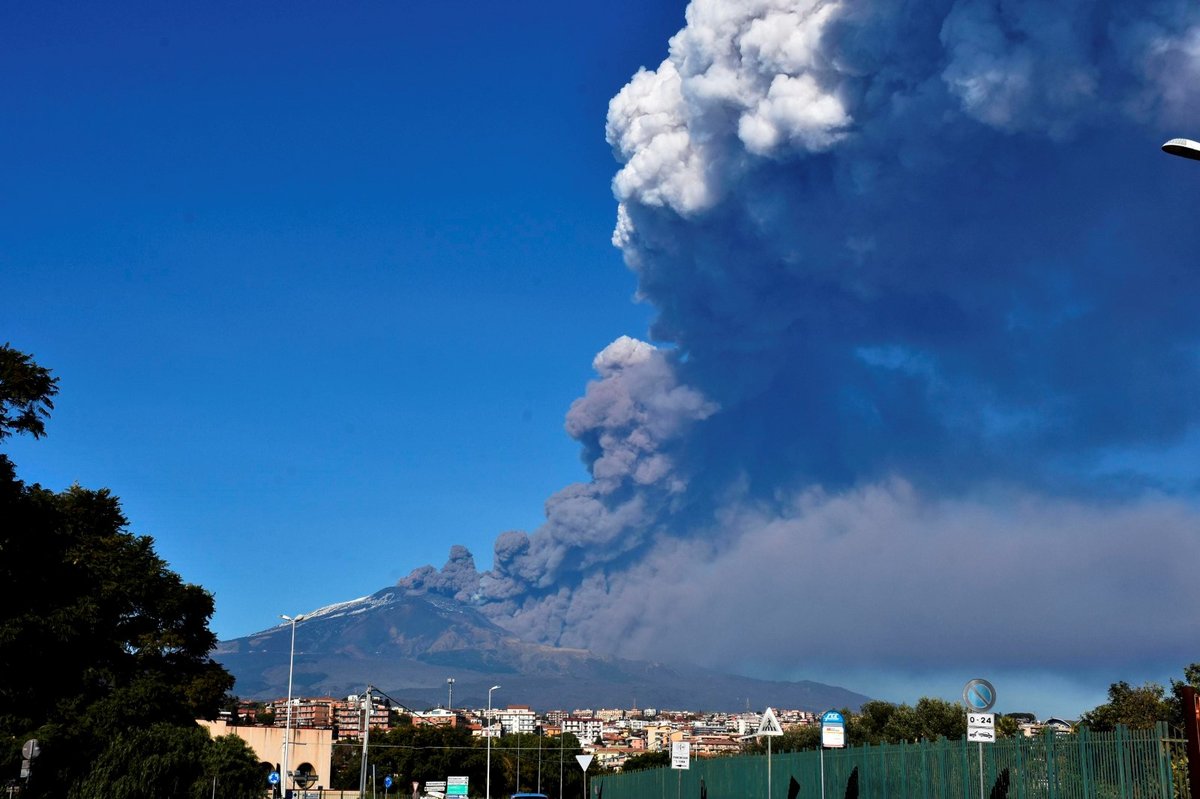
[213,586,869,712]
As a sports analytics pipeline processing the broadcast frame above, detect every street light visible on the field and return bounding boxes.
[1163,138,1200,161]
[447,677,454,712]
[280,613,306,798]
[486,685,501,799]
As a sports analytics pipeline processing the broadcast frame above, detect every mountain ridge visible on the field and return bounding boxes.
[213,587,869,713]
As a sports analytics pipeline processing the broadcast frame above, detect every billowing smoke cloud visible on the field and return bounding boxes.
[403,0,1200,688]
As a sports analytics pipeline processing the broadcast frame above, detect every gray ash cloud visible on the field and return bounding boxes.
[402,0,1200,680]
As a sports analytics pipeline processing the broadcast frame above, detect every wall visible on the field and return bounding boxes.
[198,719,335,792]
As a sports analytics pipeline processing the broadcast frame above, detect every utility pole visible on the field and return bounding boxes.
[359,687,373,797]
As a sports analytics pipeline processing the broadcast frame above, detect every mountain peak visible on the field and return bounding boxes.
[214,587,868,712]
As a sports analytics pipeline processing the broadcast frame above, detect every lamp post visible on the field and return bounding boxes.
[486,685,501,799]
[1163,138,1200,161]
[280,613,306,798]
[447,677,454,712]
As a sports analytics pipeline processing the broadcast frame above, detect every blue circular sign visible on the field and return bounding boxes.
[963,678,997,711]
[385,776,394,789]
[268,771,280,785]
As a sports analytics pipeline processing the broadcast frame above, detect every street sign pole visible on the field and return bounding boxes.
[756,708,783,799]
[974,739,984,799]
[819,747,824,799]
[963,680,998,799]
[818,710,846,799]
[576,754,594,799]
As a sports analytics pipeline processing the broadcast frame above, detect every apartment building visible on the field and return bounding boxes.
[497,705,538,735]
[266,697,338,729]
[333,695,391,739]
[729,712,762,736]
[691,735,742,756]
[562,716,603,745]
[644,724,689,752]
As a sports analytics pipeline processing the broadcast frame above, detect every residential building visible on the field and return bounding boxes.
[497,705,537,735]
[414,708,466,728]
[692,734,742,757]
[333,695,390,739]
[562,716,603,745]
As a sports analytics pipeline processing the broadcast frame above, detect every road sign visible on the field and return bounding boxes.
[268,772,281,785]
[757,707,783,737]
[386,776,394,789]
[963,679,997,712]
[670,741,691,769]
[425,780,447,795]
[447,776,469,796]
[821,711,845,748]
[967,713,995,743]
[293,767,318,789]
[576,755,594,772]
[21,740,40,760]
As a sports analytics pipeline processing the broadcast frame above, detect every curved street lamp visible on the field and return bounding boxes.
[1163,138,1200,161]
[280,613,306,797]
[486,685,501,799]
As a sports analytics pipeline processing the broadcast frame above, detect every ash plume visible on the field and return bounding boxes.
[403,0,1200,681]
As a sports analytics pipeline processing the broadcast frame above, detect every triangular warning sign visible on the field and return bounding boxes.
[757,707,783,736]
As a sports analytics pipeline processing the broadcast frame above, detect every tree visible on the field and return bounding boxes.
[76,723,208,799]
[847,698,966,744]
[0,346,235,797]
[848,700,900,745]
[66,725,263,799]
[1168,662,1200,728]
[622,751,669,772]
[193,734,267,799]
[994,714,1020,739]
[1079,681,1171,731]
[0,343,58,442]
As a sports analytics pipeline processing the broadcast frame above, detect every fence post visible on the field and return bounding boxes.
[1078,725,1091,799]
[1154,721,1173,799]
[920,740,930,799]
[1045,727,1057,799]
[1016,729,1027,799]
[961,736,971,799]
[1117,725,1130,799]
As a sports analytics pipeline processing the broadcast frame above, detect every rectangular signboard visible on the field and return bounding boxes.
[670,741,691,769]
[967,713,995,743]
[821,724,845,748]
[447,777,468,796]
[821,710,846,748]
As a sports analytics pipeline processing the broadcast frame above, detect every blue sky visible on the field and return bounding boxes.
[2,1,677,631]
[7,0,1200,721]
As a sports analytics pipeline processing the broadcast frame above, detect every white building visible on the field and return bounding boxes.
[497,705,537,735]
[562,716,603,744]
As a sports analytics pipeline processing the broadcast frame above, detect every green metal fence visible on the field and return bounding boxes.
[597,724,1190,799]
